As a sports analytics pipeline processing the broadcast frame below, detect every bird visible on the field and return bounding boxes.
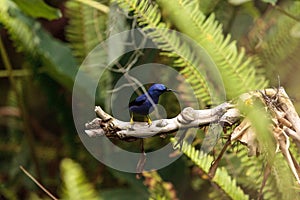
[129,84,175,125]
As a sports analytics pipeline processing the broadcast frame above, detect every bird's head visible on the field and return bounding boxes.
[148,84,175,97]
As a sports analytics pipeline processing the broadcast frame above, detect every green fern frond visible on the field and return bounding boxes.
[65,0,107,62]
[233,93,300,199]
[289,142,300,164]
[235,148,263,191]
[60,158,101,200]
[271,154,300,200]
[252,153,300,200]
[249,1,300,81]
[213,1,235,33]
[157,0,268,99]
[172,139,249,200]
[0,1,38,55]
[0,0,78,89]
[235,147,280,199]
[235,143,300,199]
[262,174,282,200]
[198,0,221,15]
[65,0,114,108]
[112,0,213,107]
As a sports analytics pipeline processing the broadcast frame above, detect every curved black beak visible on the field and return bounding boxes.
[166,88,179,94]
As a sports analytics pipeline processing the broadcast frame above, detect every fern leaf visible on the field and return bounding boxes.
[235,147,282,200]
[112,0,213,107]
[65,0,107,62]
[172,139,249,200]
[65,0,115,109]
[0,2,38,55]
[0,0,78,89]
[270,154,300,200]
[157,0,268,99]
[198,0,221,15]
[12,0,62,20]
[60,158,100,200]
[234,141,300,199]
[235,148,263,190]
[248,1,300,83]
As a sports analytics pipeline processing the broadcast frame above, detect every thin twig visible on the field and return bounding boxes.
[74,0,109,14]
[19,166,58,200]
[208,137,231,178]
[107,82,137,93]
[274,5,300,22]
[0,69,32,77]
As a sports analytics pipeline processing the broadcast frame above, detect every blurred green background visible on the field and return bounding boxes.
[1,0,300,199]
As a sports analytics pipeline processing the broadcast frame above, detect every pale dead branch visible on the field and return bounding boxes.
[85,87,300,183]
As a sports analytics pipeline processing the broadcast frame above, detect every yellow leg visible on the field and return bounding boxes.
[130,113,134,125]
[147,115,152,125]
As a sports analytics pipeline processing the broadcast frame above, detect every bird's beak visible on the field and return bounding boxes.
[166,88,179,93]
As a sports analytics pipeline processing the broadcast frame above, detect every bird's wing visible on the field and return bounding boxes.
[129,94,147,107]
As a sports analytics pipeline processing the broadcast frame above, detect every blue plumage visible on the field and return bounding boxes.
[129,84,172,124]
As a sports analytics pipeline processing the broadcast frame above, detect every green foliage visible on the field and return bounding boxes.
[1,0,300,199]
[235,149,264,193]
[112,0,212,107]
[60,158,100,200]
[12,0,62,20]
[0,0,78,89]
[236,92,300,199]
[270,154,300,200]
[101,188,148,200]
[237,95,276,161]
[235,147,288,199]
[198,0,221,14]
[228,0,251,6]
[65,0,107,62]
[261,0,278,6]
[248,1,300,83]
[106,170,149,199]
[113,0,269,107]
[65,0,114,108]
[157,0,268,99]
[143,171,178,200]
[172,139,249,200]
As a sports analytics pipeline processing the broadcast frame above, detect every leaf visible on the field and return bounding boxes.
[107,3,129,64]
[12,0,62,20]
[36,28,78,89]
[290,23,300,38]
[60,158,101,200]
[65,0,115,108]
[0,0,78,89]
[228,0,251,6]
[156,0,268,99]
[113,0,213,107]
[261,0,277,6]
[172,138,250,200]
[198,0,222,14]
[248,2,300,84]
[65,0,107,62]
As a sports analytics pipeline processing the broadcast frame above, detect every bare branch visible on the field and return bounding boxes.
[84,87,300,183]
[20,166,58,200]
[85,102,235,139]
